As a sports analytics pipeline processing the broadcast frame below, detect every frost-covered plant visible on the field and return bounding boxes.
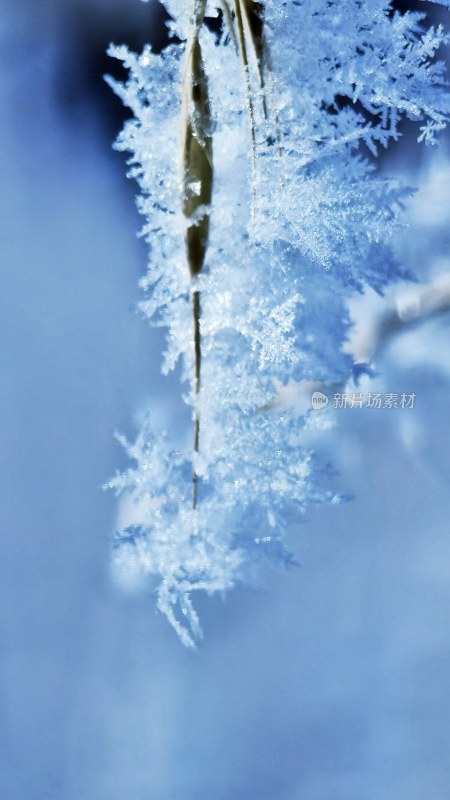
[106,0,449,646]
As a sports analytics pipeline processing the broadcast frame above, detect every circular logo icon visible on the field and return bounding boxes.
[311,391,329,410]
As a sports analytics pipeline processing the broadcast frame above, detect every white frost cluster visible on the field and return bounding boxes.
[106,0,449,645]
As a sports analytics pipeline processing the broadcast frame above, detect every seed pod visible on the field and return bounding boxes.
[181,34,213,277]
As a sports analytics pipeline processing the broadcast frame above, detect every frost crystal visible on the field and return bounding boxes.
[107,1,449,645]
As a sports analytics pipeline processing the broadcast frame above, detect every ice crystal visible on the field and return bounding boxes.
[106,1,449,645]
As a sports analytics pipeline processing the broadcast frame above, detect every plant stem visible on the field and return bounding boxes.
[192,288,201,509]
[182,1,212,509]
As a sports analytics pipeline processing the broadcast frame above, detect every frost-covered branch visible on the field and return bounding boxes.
[106,1,449,645]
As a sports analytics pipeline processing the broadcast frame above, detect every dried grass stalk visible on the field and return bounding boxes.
[181,1,213,508]
[180,2,270,508]
[238,1,268,117]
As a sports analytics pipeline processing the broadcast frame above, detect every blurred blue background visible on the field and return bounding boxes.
[1,2,450,799]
